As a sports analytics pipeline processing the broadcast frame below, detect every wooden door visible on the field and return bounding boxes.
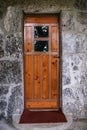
[24,15,60,109]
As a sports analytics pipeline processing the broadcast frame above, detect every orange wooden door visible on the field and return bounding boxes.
[24,15,60,109]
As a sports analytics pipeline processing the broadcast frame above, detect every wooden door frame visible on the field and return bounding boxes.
[23,13,62,110]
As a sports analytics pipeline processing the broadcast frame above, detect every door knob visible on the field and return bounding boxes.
[54,56,60,58]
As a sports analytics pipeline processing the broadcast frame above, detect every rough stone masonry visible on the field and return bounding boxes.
[0,0,87,122]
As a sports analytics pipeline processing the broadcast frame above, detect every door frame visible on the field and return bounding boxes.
[23,13,62,110]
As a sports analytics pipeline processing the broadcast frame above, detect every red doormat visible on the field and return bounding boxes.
[19,108,67,123]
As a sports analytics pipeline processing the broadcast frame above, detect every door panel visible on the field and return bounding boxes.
[51,26,59,52]
[25,55,32,99]
[24,16,60,109]
[25,17,58,24]
[34,55,41,99]
[26,101,57,109]
[51,55,58,99]
[42,55,49,99]
[24,26,32,52]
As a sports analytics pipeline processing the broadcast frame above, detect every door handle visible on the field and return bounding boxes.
[54,56,60,58]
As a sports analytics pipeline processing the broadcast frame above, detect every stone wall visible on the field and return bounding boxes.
[62,11,87,119]
[0,0,87,121]
[0,7,23,120]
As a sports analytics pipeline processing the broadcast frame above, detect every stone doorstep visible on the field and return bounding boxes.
[12,114,73,130]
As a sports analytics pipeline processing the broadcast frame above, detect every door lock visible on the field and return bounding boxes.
[54,56,60,58]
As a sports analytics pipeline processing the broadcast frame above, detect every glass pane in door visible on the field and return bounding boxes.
[34,41,48,52]
[34,26,49,38]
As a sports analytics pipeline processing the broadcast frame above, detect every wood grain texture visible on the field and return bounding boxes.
[24,55,32,99]
[26,101,57,108]
[42,55,49,99]
[51,55,58,99]
[34,55,41,99]
[51,26,59,52]
[25,17,58,24]
[24,26,32,52]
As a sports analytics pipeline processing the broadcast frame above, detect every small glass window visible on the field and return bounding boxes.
[34,41,48,52]
[34,26,49,38]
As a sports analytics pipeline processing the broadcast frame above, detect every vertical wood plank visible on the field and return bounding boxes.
[34,55,41,99]
[42,55,49,99]
[51,55,58,99]
[51,26,59,52]
[25,55,32,99]
[24,26,32,52]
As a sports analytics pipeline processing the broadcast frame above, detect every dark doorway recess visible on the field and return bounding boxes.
[19,108,67,123]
